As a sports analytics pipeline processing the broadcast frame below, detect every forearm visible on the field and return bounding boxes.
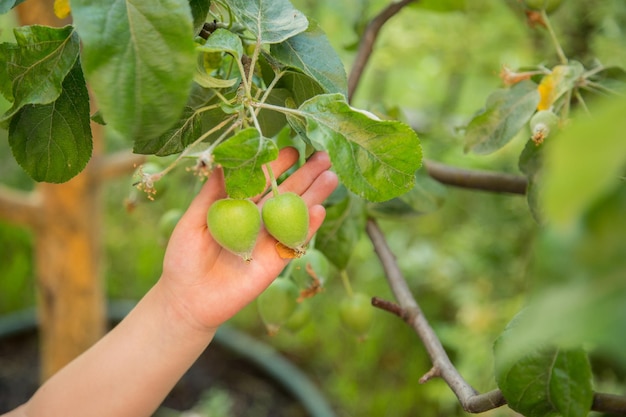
[17,280,215,417]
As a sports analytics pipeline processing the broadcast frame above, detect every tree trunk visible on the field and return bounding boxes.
[14,0,107,381]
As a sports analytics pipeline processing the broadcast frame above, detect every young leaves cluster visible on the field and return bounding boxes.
[0,0,422,204]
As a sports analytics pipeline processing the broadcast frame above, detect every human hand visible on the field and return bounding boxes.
[158,148,338,332]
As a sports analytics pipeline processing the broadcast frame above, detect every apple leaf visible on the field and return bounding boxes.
[8,61,92,183]
[71,0,196,141]
[495,328,593,417]
[0,25,80,126]
[271,20,347,97]
[465,80,540,154]
[0,0,26,14]
[316,189,366,270]
[294,93,422,202]
[133,106,202,156]
[197,28,243,61]
[223,0,308,44]
[212,128,279,199]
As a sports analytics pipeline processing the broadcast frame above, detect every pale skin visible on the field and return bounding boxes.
[2,148,338,417]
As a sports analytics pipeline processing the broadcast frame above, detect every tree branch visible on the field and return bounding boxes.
[0,184,42,228]
[366,218,500,413]
[366,219,626,414]
[348,0,417,101]
[423,159,528,195]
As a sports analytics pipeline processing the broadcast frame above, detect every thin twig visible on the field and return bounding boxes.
[347,0,417,101]
[423,159,528,195]
[367,218,626,414]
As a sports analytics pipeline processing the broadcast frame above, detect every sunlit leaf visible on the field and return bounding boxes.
[198,28,243,61]
[465,80,540,154]
[8,61,92,183]
[271,20,347,96]
[212,128,279,198]
[0,25,80,126]
[71,0,196,141]
[295,93,422,202]
[223,0,308,44]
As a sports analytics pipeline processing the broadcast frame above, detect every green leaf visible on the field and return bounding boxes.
[367,168,447,218]
[257,88,290,137]
[71,0,196,141]
[495,323,593,417]
[278,70,324,107]
[296,93,422,202]
[212,128,279,198]
[271,20,347,97]
[223,0,308,44]
[519,140,544,222]
[194,71,238,89]
[316,189,366,270]
[198,28,243,61]
[133,106,202,156]
[0,25,80,126]
[8,61,92,183]
[541,97,626,229]
[465,80,540,154]
[0,0,26,14]
[189,0,210,35]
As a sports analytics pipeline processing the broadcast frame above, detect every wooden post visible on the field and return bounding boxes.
[14,0,107,381]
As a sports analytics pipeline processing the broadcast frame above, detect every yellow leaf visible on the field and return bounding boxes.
[54,0,71,19]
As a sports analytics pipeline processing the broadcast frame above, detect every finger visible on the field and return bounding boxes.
[252,147,300,202]
[299,170,339,207]
[178,167,227,230]
[259,152,333,204]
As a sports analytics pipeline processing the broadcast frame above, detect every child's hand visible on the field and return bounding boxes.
[159,148,338,332]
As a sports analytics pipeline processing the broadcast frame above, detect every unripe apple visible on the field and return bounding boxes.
[207,198,261,261]
[339,293,374,338]
[257,278,299,335]
[262,192,309,251]
[290,249,330,289]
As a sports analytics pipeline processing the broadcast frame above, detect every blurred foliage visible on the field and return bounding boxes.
[1,0,626,416]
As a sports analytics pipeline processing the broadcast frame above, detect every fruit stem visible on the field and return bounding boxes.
[340,270,354,298]
[541,10,568,65]
[266,163,280,197]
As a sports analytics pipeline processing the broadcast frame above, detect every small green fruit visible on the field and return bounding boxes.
[284,301,312,333]
[529,110,559,144]
[339,293,374,338]
[158,209,183,240]
[207,198,261,261]
[290,249,330,289]
[262,192,309,250]
[257,278,299,335]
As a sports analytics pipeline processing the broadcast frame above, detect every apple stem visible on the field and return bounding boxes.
[340,270,354,298]
[266,164,280,197]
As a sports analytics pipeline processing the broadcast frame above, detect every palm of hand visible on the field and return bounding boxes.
[160,148,338,331]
